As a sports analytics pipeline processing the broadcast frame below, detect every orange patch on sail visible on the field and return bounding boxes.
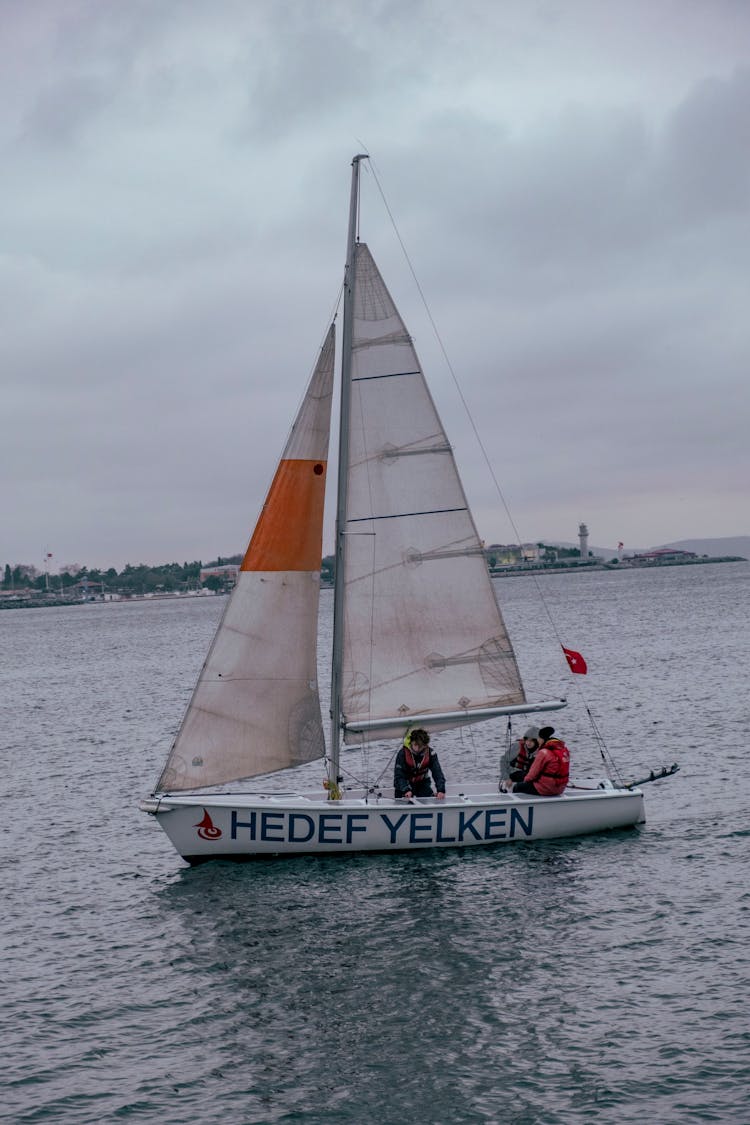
[241,459,327,572]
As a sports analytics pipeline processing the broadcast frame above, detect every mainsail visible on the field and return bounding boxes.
[340,244,525,743]
[156,326,335,791]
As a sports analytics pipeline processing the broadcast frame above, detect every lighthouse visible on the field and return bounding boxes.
[578,523,589,561]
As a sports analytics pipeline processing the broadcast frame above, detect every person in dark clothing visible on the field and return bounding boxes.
[394,728,446,799]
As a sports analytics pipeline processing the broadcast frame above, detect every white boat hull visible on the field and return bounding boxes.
[141,782,645,864]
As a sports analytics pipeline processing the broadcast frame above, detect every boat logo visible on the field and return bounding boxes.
[195,809,222,841]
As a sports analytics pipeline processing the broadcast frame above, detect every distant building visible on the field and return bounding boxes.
[486,543,540,566]
[200,564,240,585]
[0,588,30,601]
[629,549,698,566]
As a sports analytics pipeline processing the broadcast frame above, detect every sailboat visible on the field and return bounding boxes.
[141,155,652,863]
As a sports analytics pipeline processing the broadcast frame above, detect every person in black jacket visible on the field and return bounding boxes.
[393,728,446,799]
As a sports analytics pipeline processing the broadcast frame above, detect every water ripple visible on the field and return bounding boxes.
[2,566,749,1123]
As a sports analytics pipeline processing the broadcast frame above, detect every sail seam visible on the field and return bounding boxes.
[408,546,487,561]
[348,506,467,524]
[381,444,452,458]
[426,652,508,669]
[352,334,412,350]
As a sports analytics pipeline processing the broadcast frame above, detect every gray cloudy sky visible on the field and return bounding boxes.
[2,0,749,571]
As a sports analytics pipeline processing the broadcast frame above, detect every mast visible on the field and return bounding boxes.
[329,154,368,792]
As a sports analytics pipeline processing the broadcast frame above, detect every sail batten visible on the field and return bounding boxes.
[352,369,420,380]
[348,506,468,524]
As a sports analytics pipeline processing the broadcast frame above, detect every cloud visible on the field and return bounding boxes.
[1,0,748,568]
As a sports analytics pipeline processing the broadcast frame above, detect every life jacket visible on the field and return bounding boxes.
[512,738,535,771]
[539,738,570,783]
[404,746,431,784]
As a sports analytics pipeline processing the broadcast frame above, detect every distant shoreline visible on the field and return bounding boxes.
[0,591,228,611]
[490,555,746,577]
[2,556,745,609]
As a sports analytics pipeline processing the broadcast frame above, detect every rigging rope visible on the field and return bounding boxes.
[365,159,620,779]
[325,742,398,799]
[498,717,514,789]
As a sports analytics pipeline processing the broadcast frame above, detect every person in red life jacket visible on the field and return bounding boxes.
[505,726,570,797]
[508,726,541,783]
[394,728,446,799]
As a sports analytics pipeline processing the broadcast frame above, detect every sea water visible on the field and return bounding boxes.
[2,563,749,1124]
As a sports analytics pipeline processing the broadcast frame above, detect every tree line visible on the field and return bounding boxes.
[1,556,243,597]
[2,542,584,601]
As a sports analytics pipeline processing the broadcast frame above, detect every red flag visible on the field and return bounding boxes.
[562,646,587,674]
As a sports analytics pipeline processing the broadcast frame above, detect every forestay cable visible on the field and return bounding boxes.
[365,159,619,777]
